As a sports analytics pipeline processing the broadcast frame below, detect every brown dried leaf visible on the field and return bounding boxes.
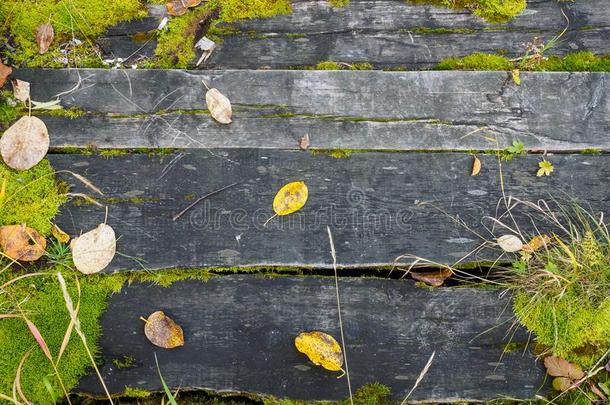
[70,223,116,274]
[0,116,49,171]
[298,134,310,150]
[295,331,343,372]
[0,224,46,261]
[12,79,30,103]
[166,0,202,16]
[0,61,11,88]
[144,311,185,349]
[205,87,232,124]
[36,23,54,54]
[471,155,481,176]
[544,356,585,380]
[411,268,453,287]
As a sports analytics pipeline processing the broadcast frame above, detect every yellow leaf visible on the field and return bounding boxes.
[272,181,308,216]
[522,234,550,253]
[295,331,343,372]
[471,155,481,176]
[537,159,554,177]
[512,69,521,85]
[142,311,184,349]
[52,224,70,244]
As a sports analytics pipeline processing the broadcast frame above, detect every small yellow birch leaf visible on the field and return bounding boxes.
[471,155,481,176]
[143,311,185,349]
[272,181,308,216]
[537,160,554,177]
[52,224,70,244]
[295,331,343,372]
[522,234,550,253]
[512,69,521,85]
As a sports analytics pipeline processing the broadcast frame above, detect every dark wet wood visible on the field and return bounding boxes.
[76,275,546,401]
[14,69,610,152]
[94,0,610,68]
[49,151,610,271]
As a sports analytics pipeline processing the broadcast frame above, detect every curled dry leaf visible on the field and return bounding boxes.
[52,224,70,244]
[70,223,116,274]
[298,134,310,150]
[143,311,185,349]
[522,234,550,253]
[0,116,50,171]
[166,0,202,16]
[295,331,343,372]
[12,79,30,103]
[497,234,523,253]
[0,224,46,261]
[544,356,585,380]
[471,155,481,176]
[36,23,54,54]
[411,268,453,287]
[205,87,232,124]
[273,181,308,216]
[0,61,11,88]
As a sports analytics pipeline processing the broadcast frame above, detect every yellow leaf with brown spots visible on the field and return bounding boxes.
[273,181,308,216]
[295,331,343,372]
[143,311,184,349]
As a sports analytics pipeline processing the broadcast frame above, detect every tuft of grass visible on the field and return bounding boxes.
[0,159,66,236]
[0,0,147,67]
[408,0,526,23]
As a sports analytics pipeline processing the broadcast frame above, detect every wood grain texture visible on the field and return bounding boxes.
[15,69,610,151]
[49,151,610,271]
[76,275,546,401]
[95,0,610,68]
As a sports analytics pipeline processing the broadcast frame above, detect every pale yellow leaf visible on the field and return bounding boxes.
[273,181,308,216]
[471,155,481,176]
[0,116,49,171]
[70,223,116,274]
[295,331,343,372]
[497,234,523,253]
[205,88,232,124]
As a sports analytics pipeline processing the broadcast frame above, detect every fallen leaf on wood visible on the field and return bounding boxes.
[537,159,554,177]
[471,155,481,176]
[298,134,310,150]
[512,69,521,85]
[12,79,30,103]
[411,268,453,287]
[70,223,116,274]
[52,224,70,244]
[31,99,62,110]
[544,356,585,380]
[0,224,46,261]
[295,331,343,372]
[0,116,50,171]
[166,0,202,16]
[36,23,54,54]
[522,234,550,253]
[552,377,573,392]
[143,311,184,349]
[0,62,11,87]
[273,181,308,216]
[497,234,523,253]
[205,86,232,124]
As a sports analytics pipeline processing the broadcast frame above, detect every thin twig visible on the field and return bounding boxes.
[172,182,239,221]
[326,226,353,405]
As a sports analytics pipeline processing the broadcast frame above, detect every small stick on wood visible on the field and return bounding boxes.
[172,182,239,222]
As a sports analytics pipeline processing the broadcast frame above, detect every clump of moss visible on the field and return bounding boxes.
[328,0,350,7]
[511,210,610,367]
[0,0,147,67]
[0,159,66,236]
[0,94,19,130]
[537,51,610,72]
[436,52,514,70]
[408,0,526,23]
[314,61,373,70]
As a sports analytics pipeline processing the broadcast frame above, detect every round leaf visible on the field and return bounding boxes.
[205,88,232,124]
[0,224,46,261]
[144,311,185,349]
[497,234,523,253]
[0,116,49,171]
[294,331,343,372]
[272,181,308,216]
[70,223,116,274]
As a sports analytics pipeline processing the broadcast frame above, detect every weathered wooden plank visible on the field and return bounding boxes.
[16,69,610,151]
[95,0,610,68]
[76,276,546,401]
[49,151,610,271]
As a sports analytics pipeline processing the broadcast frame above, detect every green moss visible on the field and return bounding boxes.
[579,148,603,155]
[437,52,513,71]
[406,27,476,34]
[314,61,374,70]
[113,355,136,369]
[0,159,66,236]
[0,96,19,130]
[537,51,610,72]
[328,0,350,7]
[32,108,87,119]
[408,0,526,23]
[0,0,147,67]
[122,386,152,398]
[310,149,356,158]
[501,341,528,353]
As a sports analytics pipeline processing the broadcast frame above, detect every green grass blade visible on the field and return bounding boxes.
[154,353,178,405]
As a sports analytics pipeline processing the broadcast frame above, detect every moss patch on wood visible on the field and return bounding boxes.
[408,0,526,23]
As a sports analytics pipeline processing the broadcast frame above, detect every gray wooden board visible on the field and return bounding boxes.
[49,151,610,271]
[95,0,610,68]
[15,69,610,152]
[76,275,546,401]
